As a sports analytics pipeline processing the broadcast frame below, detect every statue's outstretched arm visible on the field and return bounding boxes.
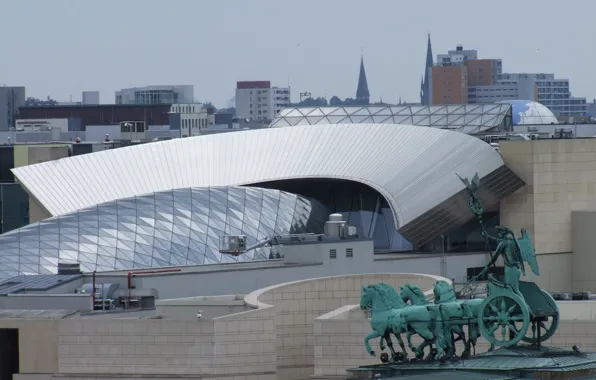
[479,242,503,277]
[487,243,503,266]
[482,231,499,242]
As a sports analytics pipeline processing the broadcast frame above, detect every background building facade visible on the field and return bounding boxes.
[235,81,291,122]
[426,42,586,118]
[0,86,26,131]
[115,85,194,105]
[169,103,215,137]
[81,91,100,105]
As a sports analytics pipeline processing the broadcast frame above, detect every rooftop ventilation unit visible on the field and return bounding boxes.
[323,214,358,239]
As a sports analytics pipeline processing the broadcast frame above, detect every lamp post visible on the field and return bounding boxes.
[440,235,447,277]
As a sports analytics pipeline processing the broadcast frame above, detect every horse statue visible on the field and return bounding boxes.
[360,283,408,361]
[360,283,450,361]
[398,283,457,358]
[432,280,484,354]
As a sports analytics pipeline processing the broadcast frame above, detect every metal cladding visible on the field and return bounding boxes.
[269,104,514,134]
[12,123,523,246]
[0,186,328,280]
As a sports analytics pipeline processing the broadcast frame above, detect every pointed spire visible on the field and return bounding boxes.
[356,55,370,103]
[421,34,434,105]
[425,33,434,69]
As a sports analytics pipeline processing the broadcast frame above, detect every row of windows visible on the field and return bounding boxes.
[329,248,353,259]
[181,118,206,129]
[173,105,199,113]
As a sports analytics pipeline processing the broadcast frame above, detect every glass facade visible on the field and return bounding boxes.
[0,184,29,234]
[270,104,514,134]
[256,178,502,254]
[0,186,329,280]
[255,179,413,252]
[0,146,15,183]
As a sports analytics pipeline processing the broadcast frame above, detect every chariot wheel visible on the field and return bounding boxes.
[478,292,530,347]
[522,290,560,344]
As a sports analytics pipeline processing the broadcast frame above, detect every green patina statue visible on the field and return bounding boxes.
[361,172,560,363]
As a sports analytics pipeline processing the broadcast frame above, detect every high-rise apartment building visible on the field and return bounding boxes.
[431,45,502,105]
[0,86,26,131]
[115,85,194,105]
[82,91,100,105]
[235,81,290,122]
[424,42,586,117]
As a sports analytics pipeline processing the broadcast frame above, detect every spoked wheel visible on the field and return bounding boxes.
[522,290,560,345]
[478,293,530,347]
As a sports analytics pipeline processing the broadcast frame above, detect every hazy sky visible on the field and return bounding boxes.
[2,0,595,107]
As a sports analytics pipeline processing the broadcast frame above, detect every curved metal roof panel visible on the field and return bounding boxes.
[12,123,510,233]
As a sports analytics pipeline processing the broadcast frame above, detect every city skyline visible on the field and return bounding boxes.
[2,0,595,108]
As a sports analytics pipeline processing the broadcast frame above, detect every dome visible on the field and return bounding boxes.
[497,100,558,125]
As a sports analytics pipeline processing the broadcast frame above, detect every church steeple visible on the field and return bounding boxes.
[420,34,434,105]
[356,55,370,104]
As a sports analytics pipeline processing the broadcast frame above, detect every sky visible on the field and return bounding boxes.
[2,0,595,108]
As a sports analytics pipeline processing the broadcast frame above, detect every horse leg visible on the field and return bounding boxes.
[411,324,435,360]
[406,330,416,352]
[452,326,469,358]
[421,328,438,360]
[395,332,408,360]
[380,336,386,352]
[364,331,381,357]
[469,324,479,355]
[383,332,397,361]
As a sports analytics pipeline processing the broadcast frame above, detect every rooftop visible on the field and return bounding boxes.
[270,104,513,134]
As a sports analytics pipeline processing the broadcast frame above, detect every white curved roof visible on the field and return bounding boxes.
[12,124,505,229]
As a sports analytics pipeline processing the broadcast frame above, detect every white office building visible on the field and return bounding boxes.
[82,91,100,105]
[116,85,194,105]
[169,103,215,137]
[470,74,586,118]
[235,81,291,122]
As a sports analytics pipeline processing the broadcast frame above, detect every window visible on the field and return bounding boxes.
[329,249,337,259]
[346,248,353,258]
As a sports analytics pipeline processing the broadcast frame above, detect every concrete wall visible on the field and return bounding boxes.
[27,197,51,223]
[312,318,596,377]
[99,251,485,300]
[244,273,446,380]
[57,319,219,376]
[156,295,250,320]
[571,210,596,292]
[0,320,59,375]
[499,139,596,292]
[213,308,276,379]
[13,144,70,223]
[0,294,91,311]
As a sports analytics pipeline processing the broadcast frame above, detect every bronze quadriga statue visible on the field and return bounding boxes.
[360,173,560,363]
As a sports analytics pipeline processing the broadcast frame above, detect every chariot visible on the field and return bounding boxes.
[478,275,559,347]
[361,173,561,362]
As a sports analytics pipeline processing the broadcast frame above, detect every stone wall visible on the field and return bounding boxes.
[498,139,596,292]
[0,320,60,374]
[57,319,216,376]
[244,273,445,380]
[313,318,596,377]
[213,307,277,379]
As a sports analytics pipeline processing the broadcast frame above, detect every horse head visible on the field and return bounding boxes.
[400,284,427,305]
[360,285,375,310]
[361,283,405,312]
[434,280,456,303]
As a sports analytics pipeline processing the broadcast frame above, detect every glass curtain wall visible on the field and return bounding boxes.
[253,179,502,253]
[0,184,29,234]
[253,179,413,252]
